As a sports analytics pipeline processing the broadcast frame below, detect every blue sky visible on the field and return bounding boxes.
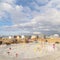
[0,0,60,35]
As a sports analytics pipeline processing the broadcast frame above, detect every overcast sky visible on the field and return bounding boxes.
[0,0,60,35]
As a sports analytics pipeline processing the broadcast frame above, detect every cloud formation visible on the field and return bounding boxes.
[0,0,60,35]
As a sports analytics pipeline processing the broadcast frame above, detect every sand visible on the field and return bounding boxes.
[0,43,60,60]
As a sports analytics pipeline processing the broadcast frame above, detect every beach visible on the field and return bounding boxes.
[0,43,60,60]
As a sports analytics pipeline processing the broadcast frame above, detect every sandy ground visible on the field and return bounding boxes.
[0,43,60,60]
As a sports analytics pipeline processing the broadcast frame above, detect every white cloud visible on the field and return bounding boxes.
[32,8,60,25]
[15,5,23,11]
[0,0,15,4]
[1,0,60,35]
[0,3,13,11]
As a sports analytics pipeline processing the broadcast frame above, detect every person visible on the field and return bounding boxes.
[0,41,2,45]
